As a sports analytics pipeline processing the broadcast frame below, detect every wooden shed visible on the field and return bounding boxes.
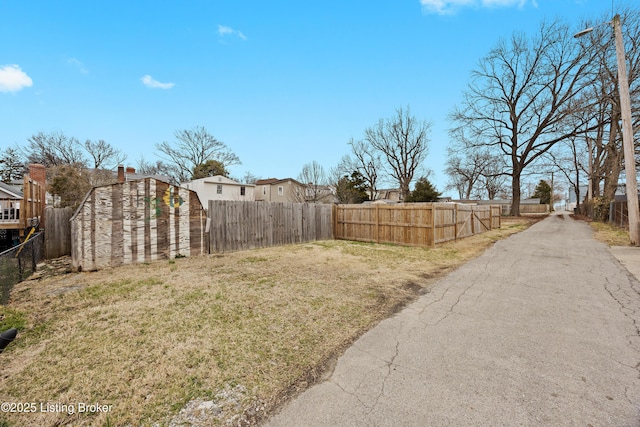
[71,178,208,271]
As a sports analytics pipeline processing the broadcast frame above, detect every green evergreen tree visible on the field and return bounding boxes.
[532,180,551,205]
[191,159,228,180]
[0,147,25,183]
[405,176,441,202]
[335,171,370,204]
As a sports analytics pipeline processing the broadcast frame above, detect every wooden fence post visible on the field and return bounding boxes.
[375,204,380,244]
[471,206,475,235]
[430,203,436,248]
[489,205,493,230]
[454,204,458,241]
[332,204,337,240]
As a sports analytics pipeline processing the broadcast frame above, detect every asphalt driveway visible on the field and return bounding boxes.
[265,212,640,426]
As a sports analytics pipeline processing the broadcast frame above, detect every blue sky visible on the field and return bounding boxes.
[0,0,619,195]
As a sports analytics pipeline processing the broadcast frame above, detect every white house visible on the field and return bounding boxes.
[181,175,255,205]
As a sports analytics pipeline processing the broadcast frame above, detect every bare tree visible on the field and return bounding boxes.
[546,135,585,208]
[136,156,173,178]
[480,159,509,200]
[24,131,88,167]
[573,8,640,205]
[449,19,596,215]
[156,126,241,183]
[348,139,382,200]
[297,160,328,203]
[241,171,260,184]
[364,106,431,200]
[444,147,494,199]
[84,139,126,170]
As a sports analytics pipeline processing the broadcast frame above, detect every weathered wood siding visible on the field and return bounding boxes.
[45,207,73,259]
[21,175,46,231]
[335,203,501,248]
[208,200,333,253]
[71,178,207,271]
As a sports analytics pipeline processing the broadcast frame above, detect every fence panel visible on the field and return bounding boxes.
[491,206,502,229]
[207,202,500,253]
[335,203,500,248]
[0,232,45,305]
[610,201,628,229]
[45,207,73,259]
[453,204,474,241]
[208,200,333,253]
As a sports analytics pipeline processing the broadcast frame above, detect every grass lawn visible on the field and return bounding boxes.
[0,217,532,427]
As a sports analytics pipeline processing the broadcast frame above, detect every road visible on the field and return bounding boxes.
[265,212,640,426]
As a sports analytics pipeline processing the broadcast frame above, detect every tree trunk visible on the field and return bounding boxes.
[603,119,622,203]
[400,179,411,202]
[465,182,473,200]
[511,173,521,216]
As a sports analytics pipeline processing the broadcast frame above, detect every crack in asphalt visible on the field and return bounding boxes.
[602,268,640,386]
[366,331,401,416]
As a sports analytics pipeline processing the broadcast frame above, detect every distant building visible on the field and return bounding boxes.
[113,165,171,184]
[255,178,305,202]
[375,188,403,202]
[0,164,46,251]
[181,175,255,205]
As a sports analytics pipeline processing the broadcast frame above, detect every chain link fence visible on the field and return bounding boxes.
[0,232,44,305]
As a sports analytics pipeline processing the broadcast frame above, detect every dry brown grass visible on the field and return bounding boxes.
[0,217,532,426]
[569,213,631,246]
[589,220,631,246]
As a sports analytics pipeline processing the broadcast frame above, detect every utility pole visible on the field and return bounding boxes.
[587,137,593,202]
[613,14,640,245]
[575,14,639,245]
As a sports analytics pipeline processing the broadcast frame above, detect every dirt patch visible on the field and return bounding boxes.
[570,213,592,223]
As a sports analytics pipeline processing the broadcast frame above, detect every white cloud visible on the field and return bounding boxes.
[420,0,537,15]
[141,75,175,89]
[67,57,89,74]
[0,64,33,93]
[217,24,247,40]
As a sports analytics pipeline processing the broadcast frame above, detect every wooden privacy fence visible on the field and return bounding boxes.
[334,203,501,248]
[497,204,549,216]
[45,207,73,259]
[208,200,333,253]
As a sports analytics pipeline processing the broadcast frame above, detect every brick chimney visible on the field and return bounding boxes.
[29,164,46,185]
[117,165,125,183]
[126,166,136,175]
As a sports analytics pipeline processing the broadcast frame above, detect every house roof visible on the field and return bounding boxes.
[182,175,255,187]
[0,182,23,199]
[255,177,303,186]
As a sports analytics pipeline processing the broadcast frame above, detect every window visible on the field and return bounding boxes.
[263,186,267,195]
[240,186,246,196]
[278,186,284,196]
[217,184,222,194]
